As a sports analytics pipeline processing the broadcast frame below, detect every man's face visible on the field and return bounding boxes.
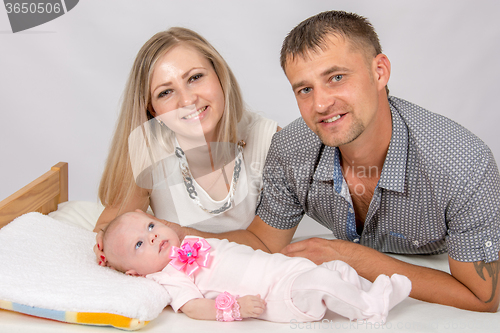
[284,35,384,148]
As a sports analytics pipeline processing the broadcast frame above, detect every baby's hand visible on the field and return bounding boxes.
[237,295,266,318]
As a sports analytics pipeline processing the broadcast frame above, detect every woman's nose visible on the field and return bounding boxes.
[177,88,196,108]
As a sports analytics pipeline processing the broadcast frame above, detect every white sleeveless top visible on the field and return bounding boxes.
[149,112,278,233]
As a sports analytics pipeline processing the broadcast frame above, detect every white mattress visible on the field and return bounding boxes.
[1,201,498,332]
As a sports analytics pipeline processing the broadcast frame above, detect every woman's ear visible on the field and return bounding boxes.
[146,101,157,118]
[148,107,157,118]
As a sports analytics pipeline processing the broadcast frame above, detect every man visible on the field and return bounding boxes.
[247,10,500,312]
[150,10,500,311]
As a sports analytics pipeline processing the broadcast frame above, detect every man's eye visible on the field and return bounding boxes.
[135,241,143,249]
[298,87,312,95]
[332,74,343,82]
[148,223,155,231]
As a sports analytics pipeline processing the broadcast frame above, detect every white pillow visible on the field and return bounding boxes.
[0,213,171,330]
[49,201,155,231]
[48,200,104,230]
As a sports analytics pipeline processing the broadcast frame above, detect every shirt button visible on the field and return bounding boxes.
[485,241,492,248]
[353,238,360,243]
[413,240,419,246]
[349,208,354,214]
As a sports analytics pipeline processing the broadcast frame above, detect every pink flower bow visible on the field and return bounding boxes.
[216,291,237,310]
[169,238,211,276]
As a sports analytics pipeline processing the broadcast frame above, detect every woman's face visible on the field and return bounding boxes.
[149,44,225,142]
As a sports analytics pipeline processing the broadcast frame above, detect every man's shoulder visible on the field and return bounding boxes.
[277,117,311,136]
[271,117,323,154]
[390,96,494,175]
[390,96,482,140]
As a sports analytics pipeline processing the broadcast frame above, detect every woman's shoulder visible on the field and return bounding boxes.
[238,111,278,140]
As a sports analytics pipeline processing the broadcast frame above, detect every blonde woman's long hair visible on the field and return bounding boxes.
[99,27,246,208]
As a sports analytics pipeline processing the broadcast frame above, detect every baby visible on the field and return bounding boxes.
[101,211,411,323]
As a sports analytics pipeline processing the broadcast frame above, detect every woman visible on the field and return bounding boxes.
[94,28,278,240]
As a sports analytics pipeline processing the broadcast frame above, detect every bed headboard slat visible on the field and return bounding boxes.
[0,162,68,228]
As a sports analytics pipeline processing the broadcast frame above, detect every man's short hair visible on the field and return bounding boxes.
[280,10,383,71]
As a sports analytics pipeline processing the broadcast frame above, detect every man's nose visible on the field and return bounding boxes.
[313,86,334,113]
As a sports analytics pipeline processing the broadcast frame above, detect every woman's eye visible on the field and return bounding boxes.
[148,223,155,231]
[332,74,343,82]
[188,73,203,83]
[158,89,172,98]
[135,241,143,249]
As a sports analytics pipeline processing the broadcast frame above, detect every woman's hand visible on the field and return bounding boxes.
[93,229,107,266]
[238,295,266,318]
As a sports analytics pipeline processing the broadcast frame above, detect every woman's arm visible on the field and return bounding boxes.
[94,186,150,233]
[180,295,266,320]
[143,213,296,253]
[93,186,150,265]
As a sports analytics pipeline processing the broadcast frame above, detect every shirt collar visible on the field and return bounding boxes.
[313,145,337,182]
[378,99,408,192]
[312,98,409,193]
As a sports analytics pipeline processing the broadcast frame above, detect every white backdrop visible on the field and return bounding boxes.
[1,0,499,236]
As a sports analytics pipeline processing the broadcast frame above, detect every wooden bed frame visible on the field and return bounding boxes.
[0,162,68,228]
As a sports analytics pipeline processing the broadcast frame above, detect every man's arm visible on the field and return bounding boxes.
[449,257,499,311]
[282,238,500,312]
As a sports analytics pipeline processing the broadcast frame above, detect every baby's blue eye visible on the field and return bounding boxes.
[135,241,143,249]
[148,222,154,231]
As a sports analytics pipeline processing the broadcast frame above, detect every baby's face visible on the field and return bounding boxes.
[110,212,180,276]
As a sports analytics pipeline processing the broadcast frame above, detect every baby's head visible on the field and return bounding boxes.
[102,211,180,276]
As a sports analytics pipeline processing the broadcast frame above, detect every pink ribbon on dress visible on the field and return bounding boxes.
[168,237,211,276]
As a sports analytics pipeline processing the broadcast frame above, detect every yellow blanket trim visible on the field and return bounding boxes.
[72,312,148,330]
[0,300,13,310]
